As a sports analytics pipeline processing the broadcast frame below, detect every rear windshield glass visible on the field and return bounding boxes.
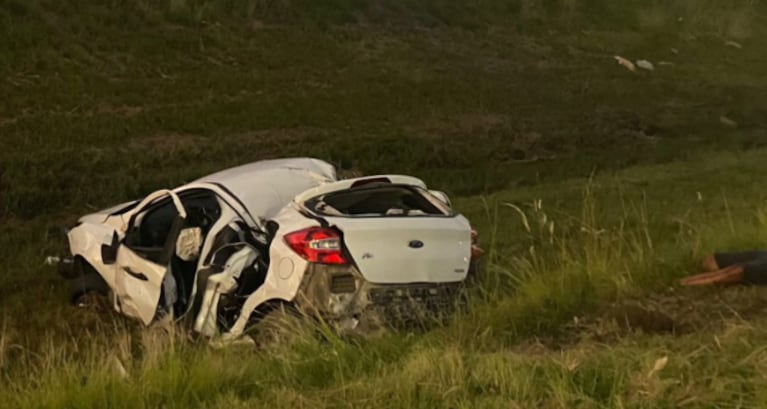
[305,185,448,217]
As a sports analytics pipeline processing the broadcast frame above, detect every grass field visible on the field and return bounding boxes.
[2,1,767,407]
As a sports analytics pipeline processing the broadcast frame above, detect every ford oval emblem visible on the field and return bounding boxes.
[408,240,424,249]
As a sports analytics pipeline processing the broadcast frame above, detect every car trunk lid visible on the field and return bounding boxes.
[297,178,472,284]
[322,216,471,284]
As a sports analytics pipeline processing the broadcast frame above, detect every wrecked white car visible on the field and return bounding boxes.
[53,158,479,343]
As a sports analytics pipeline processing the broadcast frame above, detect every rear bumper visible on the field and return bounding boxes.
[366,282,467,327]
[294,264,467,334]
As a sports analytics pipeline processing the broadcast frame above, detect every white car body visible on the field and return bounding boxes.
[59,158,474,341]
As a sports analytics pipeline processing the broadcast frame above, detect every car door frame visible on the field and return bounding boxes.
[112,189,188,325]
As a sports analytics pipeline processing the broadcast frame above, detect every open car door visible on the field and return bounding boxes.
[111,190,187,325]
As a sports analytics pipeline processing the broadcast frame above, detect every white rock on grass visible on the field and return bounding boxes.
[636,60,655,71]
[719,115,738,128]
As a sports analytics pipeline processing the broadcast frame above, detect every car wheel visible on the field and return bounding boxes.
[69,270,110,309]
[248,303,306,349]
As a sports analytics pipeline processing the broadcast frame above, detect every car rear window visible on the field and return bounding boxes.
[305,185,448,217]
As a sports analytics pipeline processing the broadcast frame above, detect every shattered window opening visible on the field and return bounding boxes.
[126,190,223,250]
[305,185,449,217]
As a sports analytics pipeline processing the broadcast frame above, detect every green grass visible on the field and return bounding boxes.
[2,0,767,407]
[7,149,767,408]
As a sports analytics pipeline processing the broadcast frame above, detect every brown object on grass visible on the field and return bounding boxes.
[701,254,720,272]
[679,264,745,286]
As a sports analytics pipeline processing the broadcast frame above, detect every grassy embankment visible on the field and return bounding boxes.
[1,1,767,407]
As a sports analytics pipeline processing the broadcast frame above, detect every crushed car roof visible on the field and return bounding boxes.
[192,157,338,221]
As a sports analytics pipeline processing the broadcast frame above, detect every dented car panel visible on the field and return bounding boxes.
[293,263,467,335]
[55,157,478,344]
[226,204,318,337]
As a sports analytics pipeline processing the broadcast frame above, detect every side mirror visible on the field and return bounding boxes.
[429,190,452,209]
[176,227,203,261]
[101,232,119,265]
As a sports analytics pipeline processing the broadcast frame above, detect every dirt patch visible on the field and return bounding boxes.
[126,133,208,154]
[75,104,145,119]
[0,117,18,127]
[667,286,767,328]
[572,108,668,147]
[406,113,556,165]
[123,127,331,160]
[94,104,144,118]
[226,127,320,146]
[408,113,508,138]
[218,127,329,157]
[568,286,767,343]
[0,165,4,220]
[602,303,677,334]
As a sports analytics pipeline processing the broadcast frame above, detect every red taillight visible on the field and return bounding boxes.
[284,227,348,265]
[470,228,483,260]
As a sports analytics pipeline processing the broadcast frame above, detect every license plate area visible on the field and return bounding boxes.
[367,283,465,327]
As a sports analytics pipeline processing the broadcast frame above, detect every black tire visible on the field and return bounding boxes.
[69,270,109,307]
[248,303,306,349]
